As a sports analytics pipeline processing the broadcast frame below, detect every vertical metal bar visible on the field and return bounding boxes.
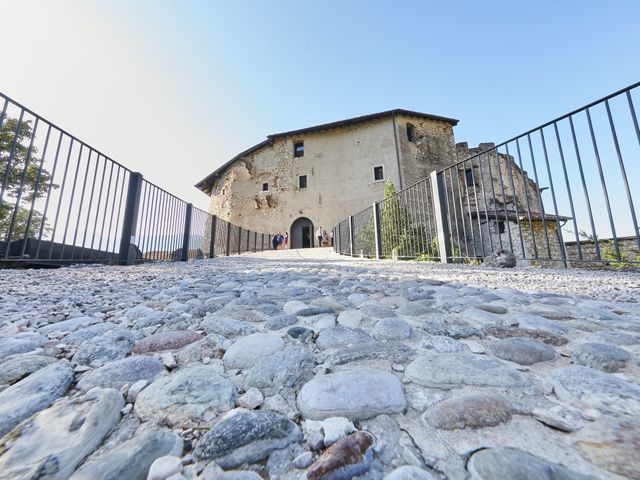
[373,202,382,260]
[88,156,108,258]
[626,91,640,250]
[110,169,127,260]
[70,148,93,259]
[5,117,39,255]
[103,166,122,260]
[476,151,494,253]
[79,152,101,259]
[157,191,170,260]
[553,122,581,260]
[0,98,8,132]
[455,165,470,258]
[539,128,567,263]
[95,161,114,258]
[181,203,192,261]
[34,131,63,259]
[526,134,552,257]
[237,226,242,255]
[484,150,503,250]
[349,215,354,256]
[141,183,155,259]
[569,116,597,260]
[446,168,461,256]
[504,144,526,258]
[494,149,514,252]
[587,106,617,254]
[606,99,638,257]
[461,162,477,258]
[59,143,84,259]
[515,138,538,258]
[210,215,217,258]
[430,171,451,263]
[226,222,231,256]
[469,158,485,257]
[47,138,74,259]
[21,123,52,258]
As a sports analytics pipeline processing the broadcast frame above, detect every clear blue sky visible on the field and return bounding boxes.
[2,0,639,209]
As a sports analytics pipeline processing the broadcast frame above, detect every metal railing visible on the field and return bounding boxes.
[0,91,270,266]
[335,81,640,267]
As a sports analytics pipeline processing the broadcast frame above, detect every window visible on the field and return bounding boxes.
[406,123,415,143]
[261,182,269,192]
[497,221,506,234]
[294,141,304,158]
[373,166,384,181]
[465,168,474,187]
[298,175,307,189]
[221,188,226,195]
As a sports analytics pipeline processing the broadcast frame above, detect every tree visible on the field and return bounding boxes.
[0,115,56,242]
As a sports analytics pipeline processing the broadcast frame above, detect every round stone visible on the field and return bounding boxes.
[467,447,597,479]
[223,333,284,370]
[244,345,314,395]
[423,393,513,430]
[491,337,556,365]
[373,318,412,341]
[405,352,529,389]
[552,366,640,415]
[307,431,374,480]
[297,368,407,421]
[132,330,203,354]
[572,342,631,372]
[316,326,374,350]
[135,365,236,424]
[76,356,165,392]
[193,410,302,467]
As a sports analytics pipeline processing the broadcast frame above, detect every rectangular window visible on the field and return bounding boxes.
[294,141,304,158]
[497,221,506,234]
[261,182,269,192]
[465,168,474,187]
[406,123,415,143]
[299,175,307,189]
[373,166,384,181]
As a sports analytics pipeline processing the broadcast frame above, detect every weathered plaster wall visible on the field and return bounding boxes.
[207,118,403,237]
[396,115,457,187]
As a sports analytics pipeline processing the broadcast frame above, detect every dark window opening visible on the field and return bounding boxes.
[294,141,304,158]
[261,182,268,192]
[465,168,474,187]
[299,175,307,189]
[373,166,384,181]
[497,221,506,234]
[406,123,415,143]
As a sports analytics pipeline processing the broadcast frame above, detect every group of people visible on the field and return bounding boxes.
[272,232,288,250]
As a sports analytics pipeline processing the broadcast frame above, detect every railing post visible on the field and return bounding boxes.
[254,231,257,252]
[181,203,193,261]
[261,233,264,251]
[237,226,242,255]
[226,222,232,256]
[268,234,272,250]
[349,215,355,256]
[373,202,382,260]
[118,172,143,265]
[337,223,341,254]
[430,171,452,263]
[209,215,217,258]
[246,229,250,252]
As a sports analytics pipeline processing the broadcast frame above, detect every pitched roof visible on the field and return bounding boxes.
[195,109,458,195]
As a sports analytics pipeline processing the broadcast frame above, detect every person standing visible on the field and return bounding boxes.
[316,226,323,247]
[272,232,280,250]
[284,232,289,249]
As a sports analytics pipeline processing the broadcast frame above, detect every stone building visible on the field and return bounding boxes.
[196,110,458,249]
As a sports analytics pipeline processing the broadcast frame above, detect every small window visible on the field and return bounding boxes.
[221,188,226,195]
[373,166,384,181]
[298,175,307,189]
[406,123,415,143]
[465,168,474,187]
[497,221,506,234]
[261,182,269,192]
[294,141,304,158]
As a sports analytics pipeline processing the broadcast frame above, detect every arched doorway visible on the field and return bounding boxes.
[290,217,314,249]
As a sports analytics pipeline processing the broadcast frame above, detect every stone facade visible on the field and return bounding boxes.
[196,110,457,248]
